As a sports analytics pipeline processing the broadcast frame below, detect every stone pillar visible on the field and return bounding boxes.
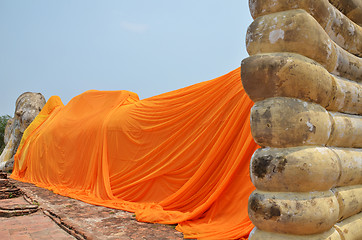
[242,0,362,239]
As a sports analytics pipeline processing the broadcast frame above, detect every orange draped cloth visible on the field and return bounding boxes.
[11,68,258,239]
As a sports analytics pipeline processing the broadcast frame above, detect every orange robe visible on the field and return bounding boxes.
[11,68,258,239]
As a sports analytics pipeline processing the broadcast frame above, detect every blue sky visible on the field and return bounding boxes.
[0,0,253,116]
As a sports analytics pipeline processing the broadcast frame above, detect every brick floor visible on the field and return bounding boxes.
[0,196,28,208]
[0,210,75,240]
[8,178,189,239]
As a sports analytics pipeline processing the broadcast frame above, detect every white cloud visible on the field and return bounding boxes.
[120,21,148,33]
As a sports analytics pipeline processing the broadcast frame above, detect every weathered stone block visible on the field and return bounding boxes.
[249,227,341,240]
[250,97,362,148]
[334,212,362,240]
[334,148,362,187]
[250,97,332,147]
[241,53,362,115]
[250,147,340,192]
[248,190,339,235]
[332,185,362,221]
[248,0,362,56]
[246,9,362,82]
[329,0,362,26]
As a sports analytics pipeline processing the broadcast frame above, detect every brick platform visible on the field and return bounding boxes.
[5,177,188,240]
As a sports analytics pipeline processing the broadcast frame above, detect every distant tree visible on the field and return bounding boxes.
[0,115,11,154]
